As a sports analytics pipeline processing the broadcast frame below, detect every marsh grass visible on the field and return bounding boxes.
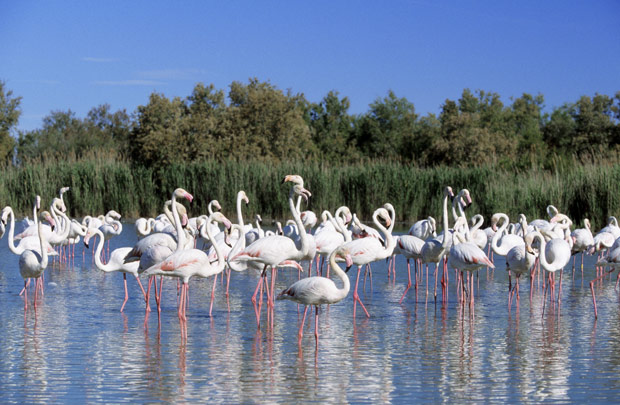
[1,158,618,229]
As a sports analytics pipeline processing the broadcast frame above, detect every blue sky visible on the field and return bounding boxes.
[2,1,619,133]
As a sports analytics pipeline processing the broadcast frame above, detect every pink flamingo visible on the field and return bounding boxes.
[84,226,147,312]
[277,246,352,347]
[19,209,56,310]
[338,207,394,318]
[142,193,232,321]
[227,175,312,327]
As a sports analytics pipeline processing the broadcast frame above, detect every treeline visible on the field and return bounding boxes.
[1,79,619,168]
[0,157,619,230]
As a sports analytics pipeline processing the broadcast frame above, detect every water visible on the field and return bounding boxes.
[1,225,620,402]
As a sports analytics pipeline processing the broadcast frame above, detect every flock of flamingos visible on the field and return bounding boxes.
[2,175,620,345]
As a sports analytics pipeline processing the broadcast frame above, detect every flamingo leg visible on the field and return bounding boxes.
[134,275,148,311]
[298,305,308,340]
[353,265,370,318]
[399,258,412,304]
[120,273,129,312]
[314,305,320,347]
[590,269,615,319]
[209,273,217,317]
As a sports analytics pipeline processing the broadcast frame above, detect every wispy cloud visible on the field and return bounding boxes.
[94,80,164,86]
[138,68,207,80]
[17,79,61,85]
[82,57,119,63]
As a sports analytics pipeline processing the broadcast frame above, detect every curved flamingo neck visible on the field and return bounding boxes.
[6,207,20,255]
[236,192,245,230]
[440,190,451,252]
[491,214,510,253]
[172,194,186,253]
[372,210,394,257]
[289,188,307,254]
[329,251,350,300]
[37,216,48,270]
[90,228,111,272]
[205,213,226,273]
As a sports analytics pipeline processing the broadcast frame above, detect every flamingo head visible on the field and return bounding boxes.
[0,207,9,226]
[239,191,249,205]
[444,186,454,198]
[377,208,392,229]
[334,247,353,272]
[211,199,222,211]
[83,229,94,248]
[458,189,472,208]
[41,211,56,232]
[174,188,193,203]
[60,186,71,195]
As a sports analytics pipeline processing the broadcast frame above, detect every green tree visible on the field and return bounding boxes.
[308,91,354,161]
[0,81,21,164]
[428,89,515,166]
[86,104,133,155]
[353,90,417,160]
[182,83,227,160]
[225,78,315,161]
[130,93,186,166]
[509,93,546,166]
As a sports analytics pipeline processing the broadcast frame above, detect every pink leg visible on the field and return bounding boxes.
[353,266,370,318]
[209,273,217,317]
[120,273,129,312]
[399,259,412,304]
[298,306,308,340]
[134,275,149,311]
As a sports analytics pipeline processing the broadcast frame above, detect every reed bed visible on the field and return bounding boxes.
[0,159,619,229]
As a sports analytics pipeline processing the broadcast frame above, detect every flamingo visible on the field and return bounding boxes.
[277,246,353,346]
[528,225,572,309]
[84,226,148,312]
[142,208,232,320]
[420,186,454,301]
[395,234,424,303]
[313,207,352,276]
[506,231,538,307]
[1,205,58,257]
[408,216,437,239]
[571,218,594,274]
[124,189,194,313]
[338,207,394,318]
[19,207,56,310]
[227,175,312,327]
[590,240,620,318]
[449,217,495,308]
[490,213,525,257]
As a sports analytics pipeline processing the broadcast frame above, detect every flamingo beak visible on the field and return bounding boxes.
[181,214,189,227]
[185,192,194,203]
[345,254,353,271]
[301,187,311,202]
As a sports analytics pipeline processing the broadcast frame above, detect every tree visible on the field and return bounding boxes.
[428,89,515,166]
[353,90,417,160]
[308,91,354,161]
[509,93,546,166]
[224,78,315,161]
[182,83,227,160]
[86,104,133,155]
[0,81,21,163]
[130,93,186,166]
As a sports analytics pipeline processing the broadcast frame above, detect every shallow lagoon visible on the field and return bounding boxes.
[1,225,619,402]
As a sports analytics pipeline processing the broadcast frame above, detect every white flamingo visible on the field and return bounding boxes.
[277,246,352,346]
[19,209,56,310]
[227,175,312,327]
